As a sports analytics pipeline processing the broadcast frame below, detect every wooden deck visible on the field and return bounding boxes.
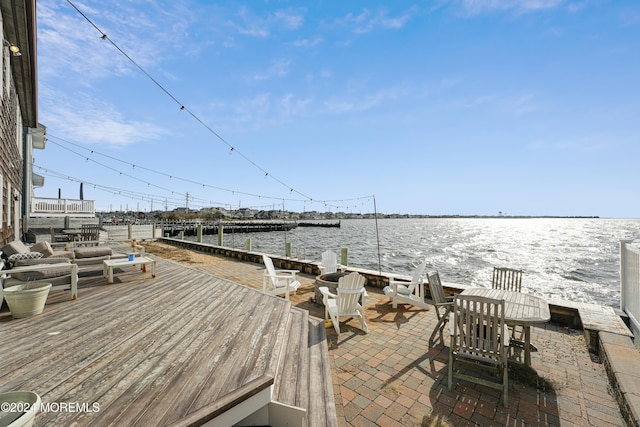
[0,256,336,426]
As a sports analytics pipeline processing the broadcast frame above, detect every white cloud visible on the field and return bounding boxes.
[40,90,163,147]
[291,36,323,48]
[336,7,417,34]
[228,7,306,38]
[459,0,566,15]
[248,59,292,81]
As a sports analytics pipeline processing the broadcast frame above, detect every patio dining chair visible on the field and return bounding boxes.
[492,267,523,292]
[427,270,454,333]
[492,267,524,340]
[448,294,510,407]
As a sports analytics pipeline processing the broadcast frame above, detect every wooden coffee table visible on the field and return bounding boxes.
[103,256,156,284]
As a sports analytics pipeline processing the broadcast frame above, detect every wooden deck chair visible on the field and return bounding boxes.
[382,260,429,310]
[492,267,524,340]
[492,267,523,292]
[448,294,510,407]
[80,224,101,243]
[318,250,342,275]
[262,255,301,301]
[319,272,367,335]
[427,270,454,333]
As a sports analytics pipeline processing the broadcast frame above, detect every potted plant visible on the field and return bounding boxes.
[3,282,52,319]
[0,391,41,426]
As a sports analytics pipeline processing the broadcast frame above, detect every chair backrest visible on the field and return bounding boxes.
[492,267,523,292]
[337,272,366,313]
[408,260,428,288]
[451,294,506,359]
[427,270,447,304]
[321,250,338,274]
[80,224,100,241]
[263,255,277,287]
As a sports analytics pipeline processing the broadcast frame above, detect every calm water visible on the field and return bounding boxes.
[188,218,640,308]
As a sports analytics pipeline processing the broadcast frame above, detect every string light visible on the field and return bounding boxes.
[56,2,378,212]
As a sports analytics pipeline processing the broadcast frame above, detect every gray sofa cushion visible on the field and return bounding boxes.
[4,274,72,287]
[75,247,112,259]
[11,265,72,281]
[14,258,71,267]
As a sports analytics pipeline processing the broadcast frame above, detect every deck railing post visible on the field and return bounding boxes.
[341,247,348,266]
[245,238,251,251]
[285,242,292,258]
[621,240,632,311]
[197,224,203,243]
[218,225,224,246]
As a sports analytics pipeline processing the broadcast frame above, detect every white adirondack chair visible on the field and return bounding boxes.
[382,260,429,310]
[262,255,301,301]
[319,272,368,335]
[318,250,343,275]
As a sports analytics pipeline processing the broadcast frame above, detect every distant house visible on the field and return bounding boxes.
[0,0,37,246]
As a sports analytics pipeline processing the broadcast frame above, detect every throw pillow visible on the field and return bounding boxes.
[1,241,30,258]
[7,252,43,268]
[30,241,54,258]
[8,252,43,262]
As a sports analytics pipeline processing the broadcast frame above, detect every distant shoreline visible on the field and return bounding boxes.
[378,215,601,219]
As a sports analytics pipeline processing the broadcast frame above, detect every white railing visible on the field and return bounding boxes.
[30,197,95,217]
[621,239,640,339]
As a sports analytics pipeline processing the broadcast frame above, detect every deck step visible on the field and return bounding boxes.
[578,302,633,350]
[272,308,337,426]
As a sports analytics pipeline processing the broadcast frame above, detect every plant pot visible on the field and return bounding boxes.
[3,282,52,319]
[0,391,41,427]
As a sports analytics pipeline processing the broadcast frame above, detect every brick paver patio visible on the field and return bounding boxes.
[144,242,627,426]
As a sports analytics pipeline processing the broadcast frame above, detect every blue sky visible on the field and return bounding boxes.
[33,0,640,217]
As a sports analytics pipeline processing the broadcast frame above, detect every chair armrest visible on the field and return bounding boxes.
[274,269,298,279]
[264,271,297,281]
[318,286,336,299]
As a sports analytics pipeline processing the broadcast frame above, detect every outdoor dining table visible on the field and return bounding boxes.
[460,287,551,366]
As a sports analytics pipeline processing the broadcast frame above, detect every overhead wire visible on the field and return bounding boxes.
[46,135,373,210]
[64,0,316,201]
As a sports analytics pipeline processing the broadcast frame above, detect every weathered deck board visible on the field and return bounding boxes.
[308,316,338,427]
[273,307,309,406]
[0,256,305,426]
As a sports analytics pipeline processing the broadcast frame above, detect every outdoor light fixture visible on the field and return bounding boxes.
[3,40,21,56]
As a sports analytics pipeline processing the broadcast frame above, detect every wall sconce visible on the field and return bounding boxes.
[3,40,21,56]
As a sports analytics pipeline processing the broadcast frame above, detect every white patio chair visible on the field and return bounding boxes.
[319,272,367,335]
[262,255,301,301]
[382,260,429,310]
[448,294,510,407]
[318,250,343,275]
